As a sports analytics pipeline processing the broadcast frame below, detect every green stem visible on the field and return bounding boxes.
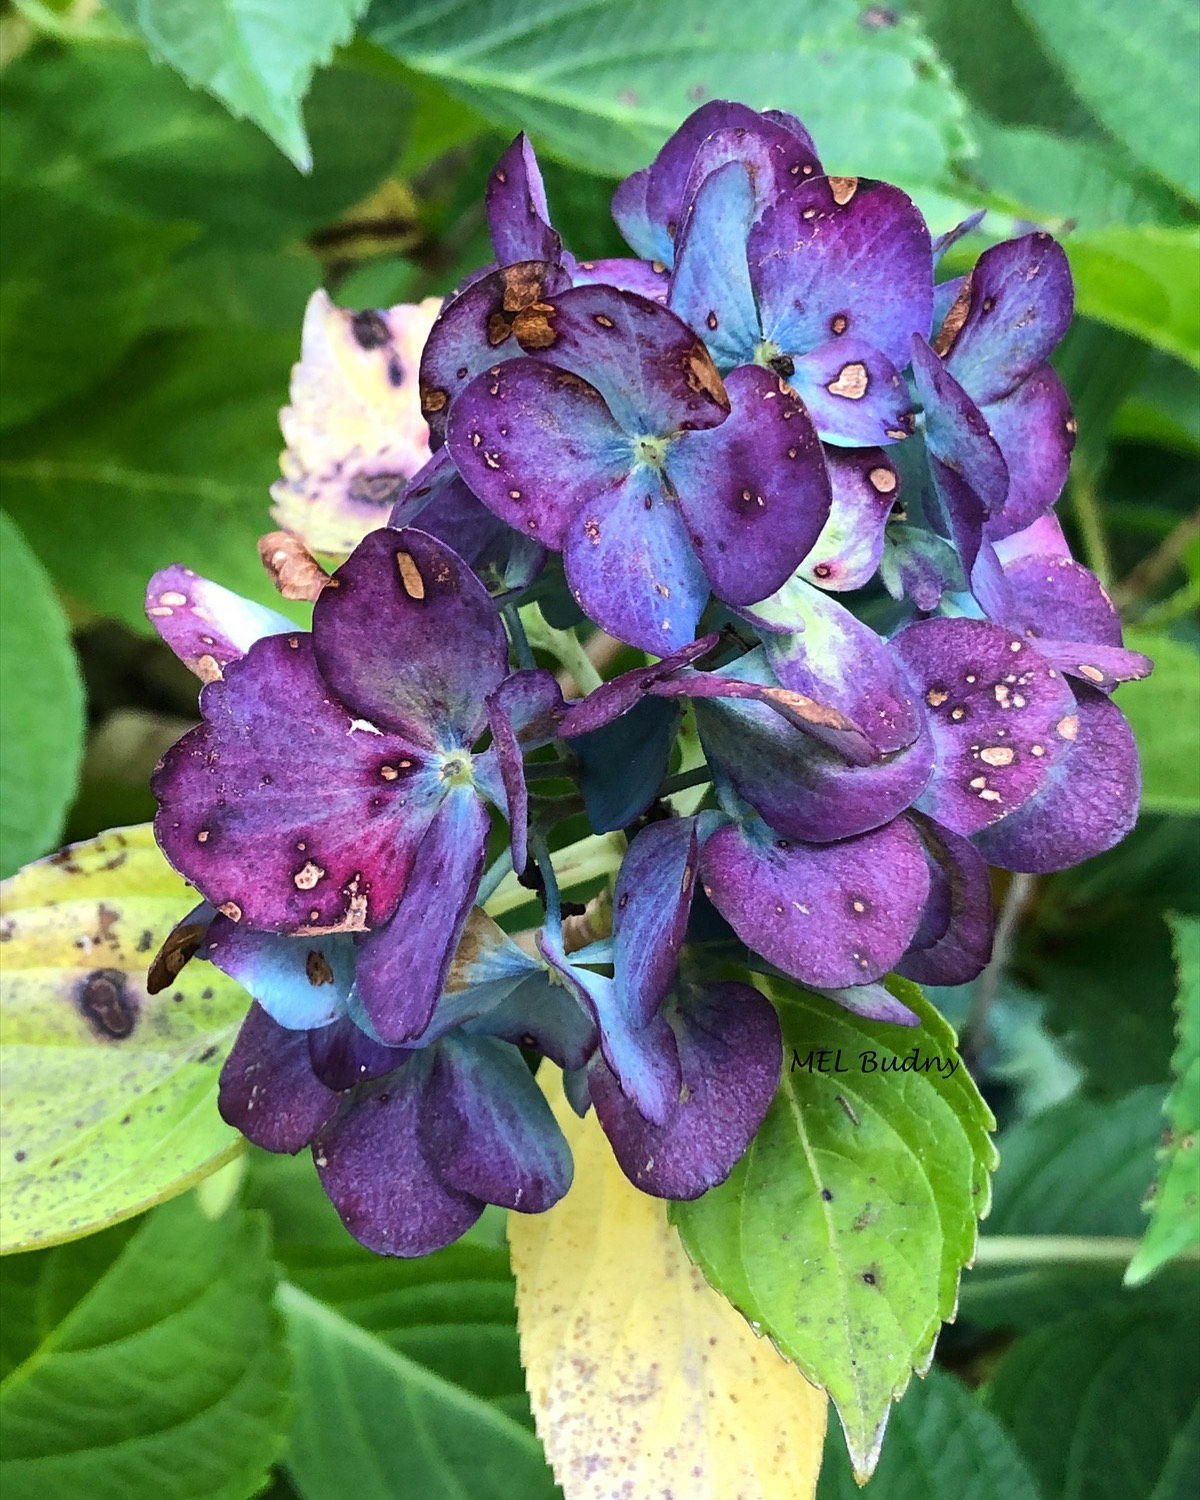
[519,604,603,694]
[1069,459,1114,590]
[659,764,713,797]
[972,1235,1200,1266]
[483,830,625,918]
[503,604,535,671]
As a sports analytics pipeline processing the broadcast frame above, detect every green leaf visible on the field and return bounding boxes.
[672,977,996,1479]
[0,515,84,879]
[815,1366,1041,1500]
[1112,351,1200,455]
[1012,0,1200,202]
[1067,226,1200,370]
[1127,914,1200,1284]
[279,1282,558,1500]
[987,1300,1200,1500]
[0,825,247,1253]
[364,0,971,186]
[105,0,370,170]
[1119,631,1200,814]
[0,1197,289,1500]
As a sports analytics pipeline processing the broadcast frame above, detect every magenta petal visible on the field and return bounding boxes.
[152,634,440,932]
[891,618,1078,835]
[313,528,509,747]
[942,232,1074,405]
[446,358,626,549]
[983,365,1075,538]
[563,469,710,651]
[590,980,782,1199]
[790,337,915,448]
[700,819,931,988]
[798,447,899,590]
[750,176,934,369]
[665,364,831,604]
[354,786,490,1044]
[613,818,700,1027]
[487,133,562,267]
[218,1002,338,1153]
[314,1058,484,1257]
[896,815,994,987]
[668,160,762,371]
[418,1036,572,1212]
[973,686,1140,873]
[146,566,292,682]
[557,634,718,737]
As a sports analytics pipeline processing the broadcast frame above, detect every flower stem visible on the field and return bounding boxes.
[1068,458,1114,590]
[503,604,536,671]
[972,1235,1200,1266]
[519,604,603,694]
[483,830,625,918]
[659,764,712,797]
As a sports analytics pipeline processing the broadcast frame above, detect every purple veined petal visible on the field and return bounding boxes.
[668,161,763,373]
[571,256,670,302]
[314,1055,485,1256]
[999,552,1122,647]
[810,982,921,1026]
[981,365,1076,538]
[664,363,832,605]
[203,916,354,1030]
[891,617,1078,835]
[557,634,718,737]
[613,817,701,1027]
[570,694,682,833]
[307,1015,410,1091]
[932,210,986,264]
[418,1035,573,1212]
[611,167,663,262]
[938,232,1073,406]
[992,512,1072,567]
[694,692,934,842]
[700,817,932,988]
[152,634,443,933]
[313,528,509,747]
[218,1002,339,1153]
[418,260,571,441]
[487,133,562,267]
[682,116,823,221]
[970,541,1018,623]
[490,667,565,747]
[929,455,991,579]
[895,814,994,987]
[911,336,1009,521]
[750,176,934,370]
[789,337,916,448]
[737,577,924,755]
[799,448,900,591]
[354,784,491,1044]
[590,979,782,1199]
[563,467,711,652]
[445,357,629,550]
[1031,640,1153,694]
[146,566,293,682]
[972,684,1140,873]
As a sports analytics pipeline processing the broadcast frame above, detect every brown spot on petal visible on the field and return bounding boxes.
[926,687,949,707]
[933,272,974,358]
[395,550,426,599]
[830,314,849,335]
[258,531,329,602]
[593,313,615,328]
[682,342,730,410]
[196,655,222,682]
[421,385,448,413]
[828,176,859,205]
[1057,714,1079,740]
[159,591,188,607]
[980,746,1015,767]
[147,922,208,994]
[868,466,897,494]
[294,861,326,890]
[827,362,869,400]
[218,901,242,922]
[306,950,335,986]
[514,301,558,349]
[1077,664,1105,682]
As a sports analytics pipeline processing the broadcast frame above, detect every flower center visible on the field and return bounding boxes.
[752,338,795,379]
[632,433,672,472]
[438,749,474,787]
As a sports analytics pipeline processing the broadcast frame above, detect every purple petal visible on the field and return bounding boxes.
[313,528,509,747]
[446,357,627,549]
[682,114,822,218]
[590,980,782,1199]
[218,1002,338,1153]
[203,917,354,1030]
[972,685,1140,872]
[418,1036,572,1212]
[487,133,561,267]
[668,160,762,372]
[461,976,598,1072]
[307,1016,409,1090]
[1028,640,1153,693]
[571,256,670,301]
[314,1057,484,1256]
[813,983,921,1026]
[146,566,292,682]
[799,448,899,590]
[790,337,916,448]
[613,818,700,1027]
[999,552,1133,656]
[911,336,1009,521]
[354,785,490,1044]
[932,274,966,333]
[700,818,931,988]
[750,176,934,369]
[992,512,1072,566]
[981,365,1076,538]
[880,523,963,613]
[557,635,717,737]
[490,667,565,746]
[665,363,832,605]
[484,686,532,874]
[939,232,1073,405]
[932,211,986,263]
[891,617,1078,835]
[611,167,661,262]
[152,634,441,933]
[896,815,994,986]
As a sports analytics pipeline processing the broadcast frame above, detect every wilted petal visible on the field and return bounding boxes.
[932,210,986,263]
[700,818,931,988]
[218,1002,338,1153]
[487,133,562,267]
[799,447,900,590]
[558,635,717,737]
[613,818,700,1027]
[203,917,354,1030]
[982,364,1075,538]
[896,815,994,986]
[789,336,915,448]
[146,566,292,682]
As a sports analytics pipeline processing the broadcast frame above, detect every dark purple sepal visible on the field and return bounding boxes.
[354,785,491,1043]
[789,336,915,448]
[799,447,900,591]
[891,617,1078,835]
[487,133,562,267]
[1000,551,1122,646]
[1034,640,1153,694]
[570,694,681,832]
[313,1054,484,1257]
[699,817,931,988]
[972,685,1140,873]
[146,565,292,682]
[910,336,1009,522]
[491,667,566,746]
[419,1036,572,1212]
[982,364,1075,538]
[558,635,718,738]
[613,817,700,1027]
[203,916,355,1030]
[590,979,782,1199]
[307,1015,410,1091]
[218,1002,339,1154]
[313,528,509,748]
[896,815,994,986]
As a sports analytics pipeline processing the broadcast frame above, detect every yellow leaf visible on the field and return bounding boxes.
[508,1068,828,1500]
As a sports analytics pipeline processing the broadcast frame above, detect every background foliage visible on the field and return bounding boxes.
[0,1,1197,1496]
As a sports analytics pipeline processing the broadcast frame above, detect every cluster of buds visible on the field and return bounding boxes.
[146,101,1148,1255]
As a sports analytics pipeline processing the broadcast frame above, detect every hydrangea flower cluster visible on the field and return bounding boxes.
[146,101,1149,1257]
